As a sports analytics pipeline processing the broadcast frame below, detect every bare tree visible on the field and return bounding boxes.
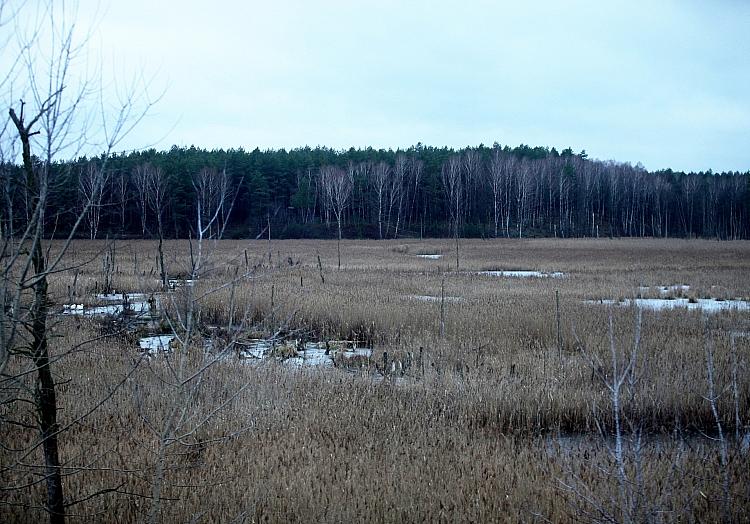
[391,154,407,238]
[192,166,238,241]
[442,155,463,269]
[682,175,700,238]
[0,2,156,521]
[0,160,17,240]
[406,155,423,230]
[113,168,129,234]
[703,326,731,523]
[462,148,482,221]
[77,161,110,239]
[488,146,504,238]
[564,309,646,523]
[145,162,247,524]
[143,163,169,289]
[131,163,150,237]
[516,160,531,238]
[369,161,390,240]
[320,164,353,269]
[352,161,371,225]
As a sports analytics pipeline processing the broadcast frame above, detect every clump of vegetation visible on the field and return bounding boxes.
[270,340,299,359]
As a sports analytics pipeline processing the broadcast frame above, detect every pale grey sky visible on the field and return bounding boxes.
[77,0,750,172]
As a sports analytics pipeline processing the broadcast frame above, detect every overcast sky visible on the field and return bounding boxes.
[76,0,750,172]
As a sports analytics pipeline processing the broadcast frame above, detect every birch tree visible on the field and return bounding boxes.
[113,168,129,234]
[131,163,150,236]
[320,164,353,269]
[462,148,482,221]
[442,154,463,269]
[406,155,423,230]
[390,154,406,238]
[192,166,238,240]
[370,161,390,239]
[78,161,110,239]
[516,160,531,238]
[144,163,169,289]
[488,146,504,237]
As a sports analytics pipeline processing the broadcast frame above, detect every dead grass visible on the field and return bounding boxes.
[3,238,750,521]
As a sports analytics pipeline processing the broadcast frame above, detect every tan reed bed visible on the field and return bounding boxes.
[3,238,748,521]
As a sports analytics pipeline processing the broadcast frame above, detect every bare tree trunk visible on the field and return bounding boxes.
[440,277,445,337]
[116,170,128,234]
[78,163,109,239]
[142,164,169,288]
[11,107,66,524]
[157,235,166,289]
[320,165,352,269]
[337,217,342,270]
[132,164,149,237]
[704,327,731,523]
[2,167,15,240]
[370,162,389,240]
[31,244,65,524]
[442,155,463,270]
[268,213,272,265]
[455,222,459,271]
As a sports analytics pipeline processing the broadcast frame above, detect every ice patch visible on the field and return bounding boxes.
[478,270,565,278]
[409,295,463,303]
[64,304,84,313]
[139,335,175,353]
[289,343,372,368]
[288,343,334,368]
[168,279,195,289]
[638,285,690,296]
[585,298,750,313]
[96,293,148,301]
[64,292,155,318]
[63,300,151,317]
[416,254,442,259]
[236,339,372,368]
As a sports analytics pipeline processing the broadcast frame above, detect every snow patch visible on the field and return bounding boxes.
[168,279,195,289]
[63,300,151,317]
[236,339,372,368]
[638,285,690,296]
[96,293,148,301]
[139,335,175,353]
[585,298,750,313]
[64,292,155,318]
[408,295,463,303]
[478,270,565,278]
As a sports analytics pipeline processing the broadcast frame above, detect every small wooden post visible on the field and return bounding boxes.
[455,235,459,271]
[270,284,275,328]
[267,214,272,265]
[440,277,446,338]
[317,255,325,284]
[556,289,562,361]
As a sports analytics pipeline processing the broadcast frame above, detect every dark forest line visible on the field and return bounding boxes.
[2,143,749,241]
